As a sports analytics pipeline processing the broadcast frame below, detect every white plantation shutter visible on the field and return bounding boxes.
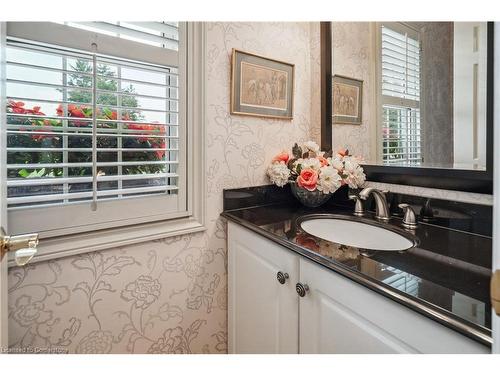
[60,22,179,51]
[380,23,422,166]
[382,266,420,296]
[381,24,420,103]
[4,22,187,235]
[6,22,179,67]
[382,106,421,165]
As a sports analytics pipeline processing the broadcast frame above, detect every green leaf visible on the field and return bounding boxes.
[296,164,302,175]
[19,168,47,179]
[82,107,93,117]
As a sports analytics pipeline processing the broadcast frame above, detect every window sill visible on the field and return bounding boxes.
[7,216,206,267]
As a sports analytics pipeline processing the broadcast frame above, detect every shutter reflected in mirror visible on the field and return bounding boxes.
[380,23,422,166]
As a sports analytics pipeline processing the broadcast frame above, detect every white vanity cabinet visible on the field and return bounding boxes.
[228,222,299,353]
[227,222,489,354]
[298,258,487,353]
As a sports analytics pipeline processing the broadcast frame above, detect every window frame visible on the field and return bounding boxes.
[375,22,422,165]
[2,22,206,265]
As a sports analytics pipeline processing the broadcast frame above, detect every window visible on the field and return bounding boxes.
[56,22,179,50]
[379,23,422,166]
[2,22,203,239]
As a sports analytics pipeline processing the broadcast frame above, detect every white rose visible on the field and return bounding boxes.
[302,141,320,154]
[343,157,358,172]
[317,166,342,194]
[343,157,366,188]
[267,162,291,187]
[328,156,344,172]
[296,157,321,171]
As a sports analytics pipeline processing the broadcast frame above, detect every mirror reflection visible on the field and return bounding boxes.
[331,22,489,170]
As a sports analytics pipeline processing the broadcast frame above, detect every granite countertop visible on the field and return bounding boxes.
[221,198,492,347]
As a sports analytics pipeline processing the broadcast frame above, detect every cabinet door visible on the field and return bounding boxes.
[228,222,299,353]
[299,258,488,354]
[299,259,415,354]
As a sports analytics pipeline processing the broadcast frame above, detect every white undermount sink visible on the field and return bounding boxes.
[299,216,417,251]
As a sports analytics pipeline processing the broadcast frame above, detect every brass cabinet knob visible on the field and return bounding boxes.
[296,282,309,297]
[0,227,39,266]
[276,271,289,285]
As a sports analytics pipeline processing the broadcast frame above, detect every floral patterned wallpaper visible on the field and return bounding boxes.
[417,22,455,167]
[7,22,321,354]
[331,22,376,162]
[8,234,227,354]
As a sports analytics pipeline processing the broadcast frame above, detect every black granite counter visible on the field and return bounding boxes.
[221,186,492,347]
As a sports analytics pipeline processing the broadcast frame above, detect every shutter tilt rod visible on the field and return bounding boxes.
[91,42,98,211]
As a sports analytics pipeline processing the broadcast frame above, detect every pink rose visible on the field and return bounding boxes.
[337,148,349,157]
[273,151,290,164]
[317,156,328,167]
[297,168,318,191]
[296,233,320,251]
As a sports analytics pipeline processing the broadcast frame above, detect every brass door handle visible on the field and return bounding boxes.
[0,227,39,266]
[492,270,500,316]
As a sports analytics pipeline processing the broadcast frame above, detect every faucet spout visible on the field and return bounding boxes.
[359,187,391,221]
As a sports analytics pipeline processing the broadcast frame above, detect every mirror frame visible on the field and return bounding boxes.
[320,22,494,194]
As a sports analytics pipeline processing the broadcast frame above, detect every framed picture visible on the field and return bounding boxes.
[231,49,294,119]
[332,75,363,125]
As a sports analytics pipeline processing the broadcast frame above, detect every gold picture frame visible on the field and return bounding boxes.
[230,49,294,119]
[332,75,363,125]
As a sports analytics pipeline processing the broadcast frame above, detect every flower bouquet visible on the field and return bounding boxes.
[266,141,366,207]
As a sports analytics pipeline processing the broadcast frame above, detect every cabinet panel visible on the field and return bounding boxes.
[299,258,488,354]
[299,260,416,353]
[228,223,299,353]
[302,290,418,353]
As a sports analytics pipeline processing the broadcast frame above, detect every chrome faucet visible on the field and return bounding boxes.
[358,187,391,221]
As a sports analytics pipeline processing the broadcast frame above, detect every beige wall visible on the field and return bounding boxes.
[7,22,320,354]
[331,22,376,162]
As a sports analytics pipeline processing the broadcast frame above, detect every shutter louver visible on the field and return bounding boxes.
[6,41,179,209]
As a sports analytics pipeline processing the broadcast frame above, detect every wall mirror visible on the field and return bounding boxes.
[320,22,494,193]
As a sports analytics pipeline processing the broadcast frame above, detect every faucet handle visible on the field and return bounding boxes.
[398,203,418,229]
[359,187,389,199]
[349,194,364,216]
